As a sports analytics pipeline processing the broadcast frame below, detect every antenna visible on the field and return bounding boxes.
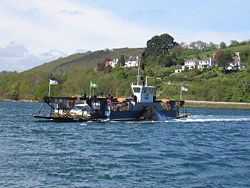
[137,56,141,85]
[145,76,148,86]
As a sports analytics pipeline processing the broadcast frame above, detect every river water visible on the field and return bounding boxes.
[0,102,250,187]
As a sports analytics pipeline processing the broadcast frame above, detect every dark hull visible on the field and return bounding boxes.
[109,110,141,121]
[107,106,179,121]
[28,111,188,122]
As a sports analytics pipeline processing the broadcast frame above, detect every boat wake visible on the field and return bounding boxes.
[79,115,250,125]
[154,113,250,123]
[170,117,250,123]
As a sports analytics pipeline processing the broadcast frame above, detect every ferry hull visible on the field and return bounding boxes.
[109,110,141,121]
[27,96,188,122]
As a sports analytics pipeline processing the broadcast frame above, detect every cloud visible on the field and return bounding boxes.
[0,42,27,57]
[0,0,158,55]
[40,49,66,58]
[75,49,87,54]
[60,9,85,15]
[0,0,160,71]
[0,42,66,72]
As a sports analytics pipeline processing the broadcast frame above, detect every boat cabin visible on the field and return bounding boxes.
[131,84,156,103]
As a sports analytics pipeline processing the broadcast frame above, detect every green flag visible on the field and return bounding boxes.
[90,81,99,88]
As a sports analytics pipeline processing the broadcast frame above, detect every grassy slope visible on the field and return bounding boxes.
[0,48,144,100]
[30,48,144,74]
[181,44,250,60]
[185,101,250,110]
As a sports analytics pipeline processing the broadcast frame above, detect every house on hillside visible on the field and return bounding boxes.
[107,58,119,68]
[227,52,244,70]
[184,58,216,69]
[175,51,245,73]
[125,56,139,67]
[175,58,216,73]
[99,55,140,70]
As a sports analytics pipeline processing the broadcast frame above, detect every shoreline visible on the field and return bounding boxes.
[0,99,39,103]
[185,100,250,110]
[1,99,250,110]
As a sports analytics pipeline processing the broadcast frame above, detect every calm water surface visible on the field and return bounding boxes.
[0,102,250,187]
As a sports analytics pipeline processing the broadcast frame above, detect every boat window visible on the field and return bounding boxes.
[142,88,148,93]
[148,88,156,93]
[142,88,155,93]
[133,87,141,93]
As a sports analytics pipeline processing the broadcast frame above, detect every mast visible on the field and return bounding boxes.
[145,76,148,86]
[137,56,141,85]
[48,83,51,97]
[180,84,183,100]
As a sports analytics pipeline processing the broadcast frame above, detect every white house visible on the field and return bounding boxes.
[227,52,244,70]
[175,58,216,73]
[125,56,139,67]
[184,58,216,69]
[107,58,119,68]
[175,69,184,73]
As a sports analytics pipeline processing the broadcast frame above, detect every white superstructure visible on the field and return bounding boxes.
[131,84,156,103]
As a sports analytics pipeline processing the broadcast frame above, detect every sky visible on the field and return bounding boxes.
[0,0,249,72]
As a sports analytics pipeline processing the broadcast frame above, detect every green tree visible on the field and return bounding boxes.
[216,52,232,73]
[145,33,177,56]
[196,40,208,52]
[35,82,49,101]
[189,41,198,50]
[207,42,218,51]
[230,40,239,47]
[188,40,211,52]
[219,42,226,49]
[169,45,185,65]
[117,55,125,66]
[246,55,250,73]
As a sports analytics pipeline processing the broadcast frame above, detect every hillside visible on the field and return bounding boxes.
[30,48,144,74]
[0,48,144,100]
[0,34,249,103]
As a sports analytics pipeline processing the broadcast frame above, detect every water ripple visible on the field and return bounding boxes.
[1,103,250,187]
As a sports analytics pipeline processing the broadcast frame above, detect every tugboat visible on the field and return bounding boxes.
[28,59,189,122]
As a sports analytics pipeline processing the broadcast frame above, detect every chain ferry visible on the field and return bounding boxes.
[28,60,189,122]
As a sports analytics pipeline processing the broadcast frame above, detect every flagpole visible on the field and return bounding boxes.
[180,84,182,100]
[137,58,141,85]
[48,81,51,97]
[89,81,91,97]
